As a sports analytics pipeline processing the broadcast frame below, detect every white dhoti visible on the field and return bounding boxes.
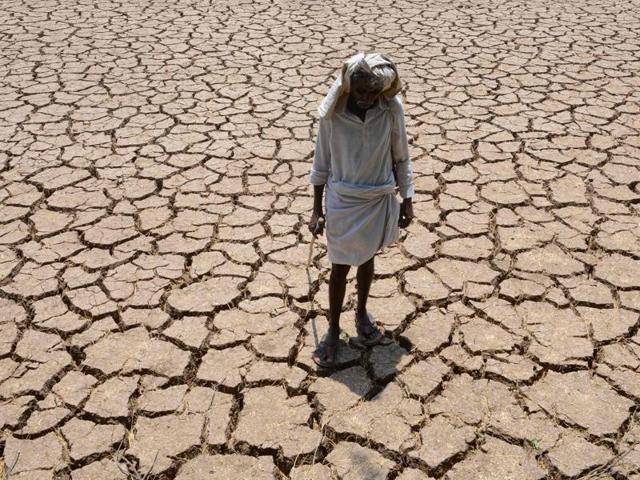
[325,179,400,266]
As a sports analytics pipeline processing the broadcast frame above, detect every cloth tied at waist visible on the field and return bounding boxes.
[325,179,399,266]
[328,179,396,204]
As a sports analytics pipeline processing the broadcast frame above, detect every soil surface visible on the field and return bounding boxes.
[1,0,639,479]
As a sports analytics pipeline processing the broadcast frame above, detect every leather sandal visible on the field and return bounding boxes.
[354,313,392,347]
[312,336,338,369]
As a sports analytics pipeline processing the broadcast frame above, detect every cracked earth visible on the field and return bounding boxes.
[1,0,640,479]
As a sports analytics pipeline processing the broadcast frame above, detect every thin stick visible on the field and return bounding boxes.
[7,452,19,476]
[306,218,324,347]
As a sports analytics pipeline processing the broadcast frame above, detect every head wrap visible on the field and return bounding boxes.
[318,52,402,119]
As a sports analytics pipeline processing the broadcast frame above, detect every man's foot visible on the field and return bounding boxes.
[354,311,392,347]
[312,335,339,369]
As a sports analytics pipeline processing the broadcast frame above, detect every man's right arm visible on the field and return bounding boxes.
[309,118,330,236]
[310,117,331,187]
[313,185,325,216]
[310,184,325,236]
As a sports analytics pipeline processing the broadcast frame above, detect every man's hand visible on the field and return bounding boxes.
[309,211,325,237]
[399,198,414,228]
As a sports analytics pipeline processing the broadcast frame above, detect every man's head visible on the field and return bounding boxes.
[349,68,384,110]
[318,53,401,119]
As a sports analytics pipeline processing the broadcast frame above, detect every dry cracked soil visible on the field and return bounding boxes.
[1,0,640,479]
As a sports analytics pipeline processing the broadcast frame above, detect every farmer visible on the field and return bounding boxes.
[308,52,415,368]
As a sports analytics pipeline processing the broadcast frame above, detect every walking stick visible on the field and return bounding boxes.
[306,217,324,346]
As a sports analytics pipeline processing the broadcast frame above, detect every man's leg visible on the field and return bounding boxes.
[355,256,374,324]
[328,263,351,343]
[354,256,387,344]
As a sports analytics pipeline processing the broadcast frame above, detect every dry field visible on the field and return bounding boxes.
[1,0,639,478]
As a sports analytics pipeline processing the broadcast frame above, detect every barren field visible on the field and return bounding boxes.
[1,0,640,479]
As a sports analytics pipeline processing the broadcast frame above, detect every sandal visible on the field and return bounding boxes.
[312,336,338,369]
[354,313,392,347]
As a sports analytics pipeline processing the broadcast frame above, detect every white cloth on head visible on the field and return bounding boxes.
[318,52,402,119]
[310,54,414,266]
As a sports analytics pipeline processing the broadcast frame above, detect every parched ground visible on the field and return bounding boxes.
[1,0,640,478]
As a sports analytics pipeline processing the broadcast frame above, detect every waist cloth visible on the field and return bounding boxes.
[325,178,400,266]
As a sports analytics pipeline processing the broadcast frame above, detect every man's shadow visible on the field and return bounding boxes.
[301,318,420,461]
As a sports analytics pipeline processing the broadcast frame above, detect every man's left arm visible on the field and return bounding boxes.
[390,97,414,227]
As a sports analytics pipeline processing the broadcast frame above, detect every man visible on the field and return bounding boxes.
[308,52,415,368]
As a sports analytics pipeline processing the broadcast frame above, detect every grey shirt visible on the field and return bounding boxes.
[310,94,414,199]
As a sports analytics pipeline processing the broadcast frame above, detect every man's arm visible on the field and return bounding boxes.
[313,184,324,215]
[310,184,325,236]
[390,97,415,227]
[309,118,330,236]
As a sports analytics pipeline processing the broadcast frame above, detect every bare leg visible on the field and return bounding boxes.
[328,263,350,343]
[354,256,387,345]
[355,256,374,323]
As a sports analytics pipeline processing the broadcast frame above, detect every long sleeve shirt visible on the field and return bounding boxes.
[310,95,415,199]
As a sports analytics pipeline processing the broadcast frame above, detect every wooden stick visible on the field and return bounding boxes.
[306,217,324,346]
